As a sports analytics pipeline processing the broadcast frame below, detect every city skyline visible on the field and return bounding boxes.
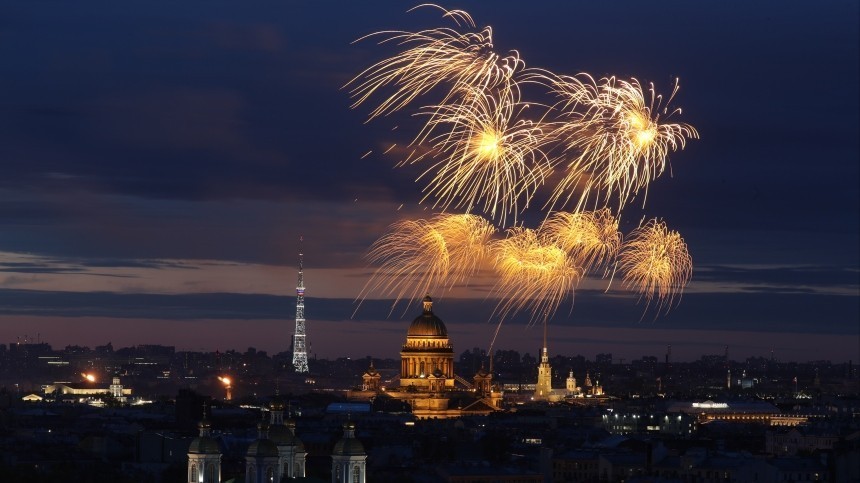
[0,2,857,363]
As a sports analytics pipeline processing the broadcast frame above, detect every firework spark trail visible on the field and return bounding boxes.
[359,213,496,310]
[491,227,581,325]
[412,82,554,227]
[539,208,621,277]
[349,6,699,326]
[345,4,523,122]
[544,75,698,213]
[617,219,692,313]
[431,213,497,286]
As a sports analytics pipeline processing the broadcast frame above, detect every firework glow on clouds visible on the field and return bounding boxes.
[347,4,697,324]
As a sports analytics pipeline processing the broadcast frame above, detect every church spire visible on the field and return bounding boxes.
[535,321,553,399]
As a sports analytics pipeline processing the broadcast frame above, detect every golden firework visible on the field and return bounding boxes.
[361,213,496,307]
[346,4,523,121]
[348,6,700,325]
[491,227,580,324]
[546,75,698,212]
[413,83,553,227]
[618,219,692,312]
[539,208,621,275]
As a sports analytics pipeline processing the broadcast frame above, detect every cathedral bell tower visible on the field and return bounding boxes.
[534,323,553,400]
[331,422,366,483]
[187,411,221,483]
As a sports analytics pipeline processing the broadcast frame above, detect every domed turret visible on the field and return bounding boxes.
[188,435,221,455]
[188,419,220,454]
[187,416,221,483]
[407,295,448,338]
[268,420,305,451]
[246,438,279,457]
[332,422,365,456]
[247,423,279,458]
[331,422,367,482]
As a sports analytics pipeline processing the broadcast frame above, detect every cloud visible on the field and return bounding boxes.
[0,287,854,339]
[686,264,858,297]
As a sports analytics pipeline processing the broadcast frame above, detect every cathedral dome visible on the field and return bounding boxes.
[189,419,220,454]
[333,437,365,456]
[268,424,305,450]
[246,438,279,458]
[407,295,448,338]
[188,435,220,454]
[332,422,365,456]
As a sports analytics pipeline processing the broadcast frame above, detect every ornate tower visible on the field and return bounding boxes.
[246,424,281,483]
[534,323,553,400]
[187,412,221,483]
[566,370,578,395]
[331,422,366,483]
[267,398,306,479]
[292,239,309,373]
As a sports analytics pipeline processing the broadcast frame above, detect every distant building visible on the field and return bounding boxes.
[267,397,306,478]
[331,422,366,483]
[766,427,851,455]
[348,296,502,418]
[245,423,281,483]
[533,323,601,402]
[534,344,553,400]
[667,400,780,424]
[187,418,221,483]
[43,376,131,402]
[399,295,455,390]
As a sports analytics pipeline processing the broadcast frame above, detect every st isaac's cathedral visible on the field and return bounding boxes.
[349,295,502,418]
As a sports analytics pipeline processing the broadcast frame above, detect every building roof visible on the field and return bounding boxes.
[247,438,279,458]
[188,436,221,454]
[268,424,305,450]
[333,437,365,456]
[332,422,365,456]
[407,295,448,338]
[326,402,371,414]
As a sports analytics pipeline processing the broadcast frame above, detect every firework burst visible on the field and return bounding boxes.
[539,208,621,276]
[412,82,553,226]
[546,75,698,212]
[350,6,699,327]
[345,4,523,121]
[491,227,580,324]
[361,213,496,308]
[618,219,692,312]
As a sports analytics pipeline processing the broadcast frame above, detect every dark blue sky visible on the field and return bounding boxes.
[0,1,856,361]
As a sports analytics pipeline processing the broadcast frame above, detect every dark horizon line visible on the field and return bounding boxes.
[7,338,855,366]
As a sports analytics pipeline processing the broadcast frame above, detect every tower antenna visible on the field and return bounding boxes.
[292,236,310,373]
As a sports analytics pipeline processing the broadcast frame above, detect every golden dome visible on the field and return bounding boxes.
[407,295,448,338]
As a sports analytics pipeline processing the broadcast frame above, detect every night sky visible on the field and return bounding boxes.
[0,1,857,362]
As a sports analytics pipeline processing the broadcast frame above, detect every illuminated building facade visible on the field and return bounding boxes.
[331,422,366,483]
[245,424,281,483]
[399,295,454,389]
[534,334,553,400]
[349,296,502,418]
[43,376,132,400]
[187,418,221,483]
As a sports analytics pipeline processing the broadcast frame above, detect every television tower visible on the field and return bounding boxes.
[292,238,309,373]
